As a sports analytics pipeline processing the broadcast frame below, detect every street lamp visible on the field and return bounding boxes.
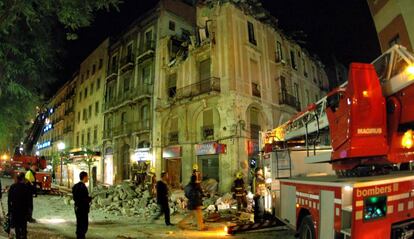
[57,142,65,185]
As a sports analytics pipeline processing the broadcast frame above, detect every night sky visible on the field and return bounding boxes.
[53,0,381,94]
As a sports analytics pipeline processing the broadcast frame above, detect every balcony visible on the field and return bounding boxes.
[112,120,151,137]
[137,41,155,63]
[279,90,301,111]
[104,84,152,112]
[120,54,135,73]
[63,126,73,134]
[106,65,118,81]
[175,77,220,100]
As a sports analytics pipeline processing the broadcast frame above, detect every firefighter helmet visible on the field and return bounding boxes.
[192,163,199,171]
[236,172,243,179]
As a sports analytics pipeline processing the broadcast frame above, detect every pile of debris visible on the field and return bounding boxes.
[64,183,188,218]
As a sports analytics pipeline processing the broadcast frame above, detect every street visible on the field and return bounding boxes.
[0,178,294,239]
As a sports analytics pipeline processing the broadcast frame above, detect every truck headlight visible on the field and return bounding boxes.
[402,130,414,149]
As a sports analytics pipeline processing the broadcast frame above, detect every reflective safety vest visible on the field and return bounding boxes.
[25,170,35,185]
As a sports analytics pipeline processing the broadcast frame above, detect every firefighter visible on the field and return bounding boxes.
[232,172,247,211]
[131,162,139,185]
[145,167,157,197]
[192,163,201,183]
[25,164,37,223]
[136,162,145,185]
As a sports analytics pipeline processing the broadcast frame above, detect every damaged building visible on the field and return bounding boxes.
[153,0,329,192]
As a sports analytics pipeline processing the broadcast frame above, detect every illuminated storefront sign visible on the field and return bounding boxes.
[37,141,51,150]
[163,146,181,158]
[195,142,226,156]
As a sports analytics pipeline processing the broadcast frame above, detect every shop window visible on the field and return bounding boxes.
[201,156,219,182]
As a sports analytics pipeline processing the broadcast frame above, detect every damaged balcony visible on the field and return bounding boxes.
[174,77,220,100]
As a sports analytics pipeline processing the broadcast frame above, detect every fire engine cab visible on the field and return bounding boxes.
[260,45,414,239]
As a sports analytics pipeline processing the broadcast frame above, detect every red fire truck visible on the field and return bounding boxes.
[11,155,52,192]
[259,45,414,238]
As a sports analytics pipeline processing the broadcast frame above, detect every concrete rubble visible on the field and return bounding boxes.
[62,180,253,223]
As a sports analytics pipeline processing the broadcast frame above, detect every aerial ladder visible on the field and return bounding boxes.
[262,44,414,176]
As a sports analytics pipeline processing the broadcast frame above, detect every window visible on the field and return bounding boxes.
[93,126,98,143]
[76,132,79,147]
[81,132,85,146]
[199,58,211,81]
[87,128,91,145]
[91,82,94,94]
[280,76,286,91]
[303,58,307,77]
[168,73,177,98]
[121,112,127,125]
[290,50,297,70]
[294,83,300,101]
[86,70,90,79]
[95,101,99,116]
[247,21,256,45]
[388,34,400,48]
[169,21,176,31]
[88,105,92,119]
[92,64,96,75]
[124,77,130,92]
[202,109,214,140]
[305,89,310,106]
[81,74,84,83]
[77,112,81,123]
[142,65,151,84]
[111,55,118,72]
[276,41,283,62]
[84,87,88,99]
[83,109,87,121]
[250,108,261,140]
[79,93,82,103]
[99,58,103,69]
[126,44,133,61]
[97,78,101,90]
[141,105,149,128]
[145,30,153,50]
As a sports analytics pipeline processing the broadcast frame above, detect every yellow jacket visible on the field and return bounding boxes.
[25,170,35,184]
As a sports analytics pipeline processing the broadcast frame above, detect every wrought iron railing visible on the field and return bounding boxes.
[279,90,301,111]
[175,77,220,100]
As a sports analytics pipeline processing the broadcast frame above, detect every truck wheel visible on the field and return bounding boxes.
[299,215,315,239]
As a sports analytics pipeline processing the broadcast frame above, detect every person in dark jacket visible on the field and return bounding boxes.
[152,172,173,225]
[72,171,92,239]
[179,175,206,231]
[8,172,32,239]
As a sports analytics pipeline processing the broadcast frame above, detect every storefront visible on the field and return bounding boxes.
[162,145,182,188]
[104,147,114,185]
[195,142,226,182]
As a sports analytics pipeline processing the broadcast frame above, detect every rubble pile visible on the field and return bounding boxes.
[64,183,188,218]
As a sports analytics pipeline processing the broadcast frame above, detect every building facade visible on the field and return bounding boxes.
[102,0,195,184]
[36,74,77,185]
[367,0,414,52]
[73,39,109,185]
[153,1,329,192]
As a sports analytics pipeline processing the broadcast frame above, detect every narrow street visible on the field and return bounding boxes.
[0,178,294,239]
